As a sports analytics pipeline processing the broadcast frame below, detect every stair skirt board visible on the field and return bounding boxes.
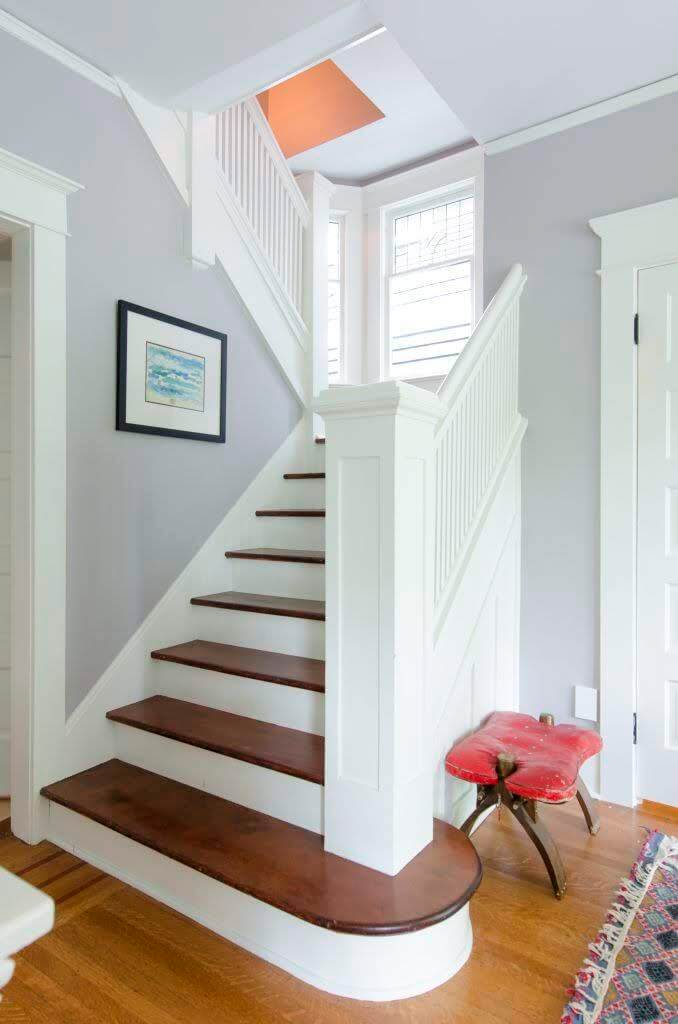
[113,725,323,834]
[46,802,473,1001]
[152,661,324,735]
[186,604,324,660]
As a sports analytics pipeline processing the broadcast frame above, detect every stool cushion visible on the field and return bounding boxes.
[445,711,602,803]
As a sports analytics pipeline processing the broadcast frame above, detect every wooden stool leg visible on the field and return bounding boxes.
[575,776,600,835]
[507,797,568,899]
[459,788,498,836]
[525,800,538,823]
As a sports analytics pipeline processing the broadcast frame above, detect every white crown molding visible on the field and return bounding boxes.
[0,7,121,97]
[484,72,678,156]
[0,145,82,197]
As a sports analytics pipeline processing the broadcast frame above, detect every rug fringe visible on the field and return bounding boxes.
[561,831,678,1024]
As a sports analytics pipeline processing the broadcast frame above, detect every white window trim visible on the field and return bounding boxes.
[328,211,347,385]
[382,183,475,384]
[363,147,484,387]
[591,195,678,808]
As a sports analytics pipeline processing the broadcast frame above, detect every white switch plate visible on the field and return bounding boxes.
[574,685,598,722]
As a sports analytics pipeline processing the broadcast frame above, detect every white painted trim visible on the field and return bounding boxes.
[485,73,678,155]
[245,98,309,225]
[47,803,473,1002]
[590,194,678,807]
[118,81,189,204]
[0,7,120,96]
[0,152,80,843]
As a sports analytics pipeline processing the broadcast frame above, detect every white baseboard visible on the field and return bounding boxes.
[47,802,473,1002]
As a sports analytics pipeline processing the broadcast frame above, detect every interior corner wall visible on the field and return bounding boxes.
[483,90,678,725]
[0,30,300,714]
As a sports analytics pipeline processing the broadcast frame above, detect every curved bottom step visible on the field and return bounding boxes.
[42,760,480,1001]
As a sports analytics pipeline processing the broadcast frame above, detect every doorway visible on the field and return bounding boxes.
[0,232,9,822]
[636,261,678,806]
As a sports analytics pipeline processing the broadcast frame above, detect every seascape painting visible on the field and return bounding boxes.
[144,341,205,412]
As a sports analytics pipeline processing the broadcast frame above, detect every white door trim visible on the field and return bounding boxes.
[591,196,678,807]
[0,145,81,842]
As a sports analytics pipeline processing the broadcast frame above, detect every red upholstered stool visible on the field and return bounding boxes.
[445,711,602,898]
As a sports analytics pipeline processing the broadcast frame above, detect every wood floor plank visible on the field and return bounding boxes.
[1,796,672,1022]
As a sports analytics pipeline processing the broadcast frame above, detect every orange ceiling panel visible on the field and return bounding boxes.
[257,60,384,158]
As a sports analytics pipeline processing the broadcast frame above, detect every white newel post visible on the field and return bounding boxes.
[185,112,217,268]
[316,381,445,875]
[297,171,334,438]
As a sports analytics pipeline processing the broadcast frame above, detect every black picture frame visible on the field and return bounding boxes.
[116,300,228,443]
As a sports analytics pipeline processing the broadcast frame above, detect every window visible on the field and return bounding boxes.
[328,217,344,384]
[386,191,474,380]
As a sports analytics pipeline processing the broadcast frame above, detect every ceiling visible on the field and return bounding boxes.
[0,0,361,103]
[375,0,678,142]
[4,0,678,166]
[287,31,473,183]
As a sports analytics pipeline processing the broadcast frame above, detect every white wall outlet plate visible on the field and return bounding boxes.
[574,685,599,723]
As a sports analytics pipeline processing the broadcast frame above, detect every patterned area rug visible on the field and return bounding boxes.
[562,830,677,1023]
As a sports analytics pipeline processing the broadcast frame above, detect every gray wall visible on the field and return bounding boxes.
[484,91,678,724]
[0,32,300,713]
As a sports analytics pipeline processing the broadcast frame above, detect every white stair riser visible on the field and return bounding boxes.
[113,724,323,833]
[46,804,473,1001]
[279,479,326,505]
[187,603,324,659]
[151,661,324,735]
[230,559,325,600]
[244,515,325,550]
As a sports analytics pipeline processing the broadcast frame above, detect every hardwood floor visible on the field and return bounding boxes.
[0,798,674,1022]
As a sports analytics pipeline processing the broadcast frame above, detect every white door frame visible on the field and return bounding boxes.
[0,145,81,843]
[591,196,678,808]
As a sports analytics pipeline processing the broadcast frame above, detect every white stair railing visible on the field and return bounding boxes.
[214,99,309,319]
[433,263,526,621]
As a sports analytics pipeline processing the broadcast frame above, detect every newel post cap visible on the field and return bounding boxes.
[314,380,445,424]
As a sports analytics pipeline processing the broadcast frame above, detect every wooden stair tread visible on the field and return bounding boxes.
[41,760,482,935]
[283,472,325,480]
[191,591,325,621]
[151,639,325,692]
[107,696,324,784]
[315,437,325,444]
[225,548,325,564]
[255,508,325,517]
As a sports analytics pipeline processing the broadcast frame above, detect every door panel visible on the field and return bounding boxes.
[637,263,678,805]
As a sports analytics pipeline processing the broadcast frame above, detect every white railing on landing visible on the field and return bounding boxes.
[433,263,526,621]
[214,99,309,320]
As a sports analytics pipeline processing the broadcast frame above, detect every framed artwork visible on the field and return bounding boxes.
[116,301,227,443]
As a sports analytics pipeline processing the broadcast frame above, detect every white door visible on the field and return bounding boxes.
[637,262,678,806]
[0,258,10,796]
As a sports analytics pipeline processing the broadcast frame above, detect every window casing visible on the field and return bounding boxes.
[328,216,345,384]
[384,189,474,381]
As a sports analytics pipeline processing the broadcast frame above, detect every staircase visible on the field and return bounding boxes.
[37,91,526,1001]
[41,438,481,1000]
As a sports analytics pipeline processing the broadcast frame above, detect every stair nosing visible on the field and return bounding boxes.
[225,548,325,565]
[107,696,324,785]
[255,509,325,518]
[190,591,325,621]
[283,472,326,480]
[151,639,325,693]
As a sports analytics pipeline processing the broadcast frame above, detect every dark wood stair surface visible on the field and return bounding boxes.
[191,591,325,621]
[107,696,324,784]
[255,508,325,517]
[225,548,325,564]
[315,437,325,444]
[283,472,325,480]
[41,759,482,935]
[151,639,325,692]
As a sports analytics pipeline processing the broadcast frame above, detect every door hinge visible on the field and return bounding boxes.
[634,313,639,345]
[633,712,638,744]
